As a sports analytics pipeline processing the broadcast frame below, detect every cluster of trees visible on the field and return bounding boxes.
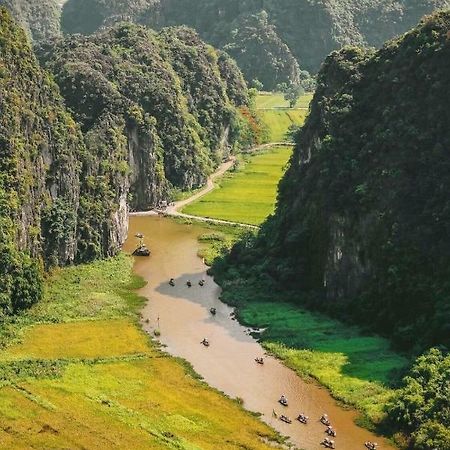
[388,349,450,449]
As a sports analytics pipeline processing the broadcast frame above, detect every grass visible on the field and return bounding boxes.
[255,92,313,109]
[258,109,307,142]
[255,92,311,142]
[0,254,280,449]
[196,225,409,430]
[182,146,292,225]
[236,301,408,424]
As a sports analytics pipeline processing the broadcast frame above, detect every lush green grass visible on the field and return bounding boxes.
[236,301,408,423]
[182,146,292,225]
[255,92,311,142]
[0,254,280,449]
[256,92,313,109]
[258,109,307,142]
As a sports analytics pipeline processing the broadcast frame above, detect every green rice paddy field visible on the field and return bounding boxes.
[259,109,307,142]
[182,146,292,225]
[255,92,311,142]
[0,255,279,450]
[256,92,313,109]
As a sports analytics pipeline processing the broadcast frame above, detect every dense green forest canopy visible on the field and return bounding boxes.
[60,0,450,88]
[212,10,450,449]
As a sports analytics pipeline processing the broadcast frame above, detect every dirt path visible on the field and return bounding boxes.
[130,142,293,229]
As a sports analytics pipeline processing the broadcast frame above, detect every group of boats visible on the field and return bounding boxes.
[273,398,379,449]
[169,278,206,288]
[135,233,380,450]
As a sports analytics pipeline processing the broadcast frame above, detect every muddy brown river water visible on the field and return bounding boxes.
[123,216,394,450]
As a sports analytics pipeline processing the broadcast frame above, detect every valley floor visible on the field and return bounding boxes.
[0,255,280,449]
[182,146,292,225]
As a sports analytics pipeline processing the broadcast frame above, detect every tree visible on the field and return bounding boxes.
[251,79,264,91]
[283,83,304,108]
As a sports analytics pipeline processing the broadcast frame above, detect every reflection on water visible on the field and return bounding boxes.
[123,216,393,450]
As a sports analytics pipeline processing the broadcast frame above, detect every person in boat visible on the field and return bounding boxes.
[280,415,291,424]
[279,395,288,406]
[365,442,378,450]
[321,438,335,449]
[199,279,205,286]
[255,357,264,364]
[201,338,209,346]
[320,413,331,426]
[169,278,175,286]
[297,413,308,424]
[326,426,336,437]
[210,307,217,315]
[187,280,192,287]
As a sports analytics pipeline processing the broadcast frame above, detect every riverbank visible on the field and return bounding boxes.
[125,215,395,450]
[193,221,408,443]
[0,253,282,449]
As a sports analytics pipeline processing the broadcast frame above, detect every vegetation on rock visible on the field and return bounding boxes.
[1,10,254,317]
[212,10,450,448]
[61,0,450,88]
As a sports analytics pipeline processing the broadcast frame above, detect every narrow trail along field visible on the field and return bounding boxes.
[182,146,293,225]
[132,143,293,228]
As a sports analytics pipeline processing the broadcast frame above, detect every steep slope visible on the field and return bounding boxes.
[38,23,250,209]
[0,7,83,315]
[61,0,450,86]
[0,9,252,317]
[0,0,61,41]
[219,11,450,351]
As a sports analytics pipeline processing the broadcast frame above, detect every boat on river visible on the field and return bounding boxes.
[132,233,151,256]
[280,415,292,424]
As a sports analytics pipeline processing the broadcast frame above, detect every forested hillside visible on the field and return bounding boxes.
[219,10,450,351]
[0,0,61,41]
[213,11,450,448]
[0,8,253,317]
[60,0,450,88]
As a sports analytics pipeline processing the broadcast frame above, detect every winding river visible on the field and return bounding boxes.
[123,215,393,450]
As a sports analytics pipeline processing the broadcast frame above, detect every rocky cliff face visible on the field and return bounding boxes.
[222,11,450,350]
[0,7,83,314]
[38,23,249,203]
